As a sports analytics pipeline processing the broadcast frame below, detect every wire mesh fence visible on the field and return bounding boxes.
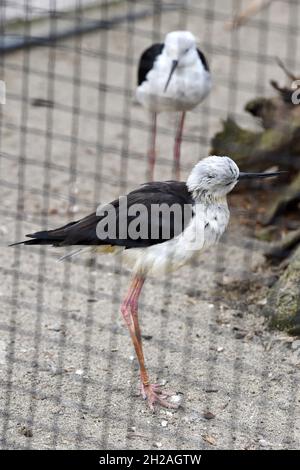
[0,0,299,450]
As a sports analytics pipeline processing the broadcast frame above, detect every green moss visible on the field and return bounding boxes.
[211,118,261,165]
[256,226,277,242]
[258,129,285,151]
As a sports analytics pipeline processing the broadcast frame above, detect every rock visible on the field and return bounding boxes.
[19,425,33,438]
[291,339,300,350]
[142,334,153,341]
[264,245,300,333]
[169,394,183,406]
[203,411,215,420]
[202,434,216,446]
[257,298,267,306]
[233,328,247,339]
[258,438,270,447]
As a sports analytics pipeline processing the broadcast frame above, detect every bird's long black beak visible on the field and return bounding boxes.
[164,60,178,92]
[238,171,285,180]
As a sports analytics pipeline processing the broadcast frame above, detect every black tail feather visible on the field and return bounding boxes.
[9,229,65,247]
[10,239,60,247]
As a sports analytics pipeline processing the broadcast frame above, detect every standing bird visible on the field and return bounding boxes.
[136,30,212,180]
[11,156,282,409]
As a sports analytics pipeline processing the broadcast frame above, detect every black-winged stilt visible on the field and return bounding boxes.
[11,156,282,409]
[137,31,211,180]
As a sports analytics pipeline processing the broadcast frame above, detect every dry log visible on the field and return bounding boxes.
[262,172,300,225]
[264,228,300,262]
[225,0,274,30]
[210,117,297,172]
[211,57,300,275]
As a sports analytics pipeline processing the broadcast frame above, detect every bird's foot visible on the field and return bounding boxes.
[140,382,180,410]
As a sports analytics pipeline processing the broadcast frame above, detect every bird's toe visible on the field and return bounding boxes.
[140,382,180,410]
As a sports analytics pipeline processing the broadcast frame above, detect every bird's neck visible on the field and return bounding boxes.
[192,190,228,207]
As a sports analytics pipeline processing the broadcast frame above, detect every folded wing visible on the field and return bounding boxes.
[11,181,194,249]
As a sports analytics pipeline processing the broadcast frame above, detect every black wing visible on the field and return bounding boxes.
[138,43,164,85]
[13,182,194,249]
[197,48,209,72]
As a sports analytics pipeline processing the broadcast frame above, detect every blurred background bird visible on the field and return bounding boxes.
[136,30,212,180]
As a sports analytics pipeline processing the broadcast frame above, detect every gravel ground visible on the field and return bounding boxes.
[0,0,300,450]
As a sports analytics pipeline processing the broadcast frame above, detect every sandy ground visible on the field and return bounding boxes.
[0,0,300,450]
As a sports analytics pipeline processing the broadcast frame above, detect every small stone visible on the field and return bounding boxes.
[75,369,84,376]
[203,411,215,420]
[19,426,33,438]
[69,204,79,215]
[161,420,168,427]
[234,331,247,339]
[203,434,216,446]
[217,347,224,353]
[142,334,153,341]
[154,442,162,448]
[258,438,269,447]
[257,298,267,306]
[169,394,182,406]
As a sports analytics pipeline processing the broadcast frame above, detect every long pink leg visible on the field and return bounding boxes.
[173,111,186,180]
[147,112,157,181]
[121,276,148,384]
[121,275,179,410]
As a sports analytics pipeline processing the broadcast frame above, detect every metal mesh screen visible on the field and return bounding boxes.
[0,0,299,450]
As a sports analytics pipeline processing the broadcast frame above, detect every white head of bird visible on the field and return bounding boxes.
[187,156,239,199]
[187,155,282,200]
[163,31,202,91]
[164,31,197,64]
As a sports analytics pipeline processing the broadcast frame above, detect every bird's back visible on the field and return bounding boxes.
[137,43,164,86]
